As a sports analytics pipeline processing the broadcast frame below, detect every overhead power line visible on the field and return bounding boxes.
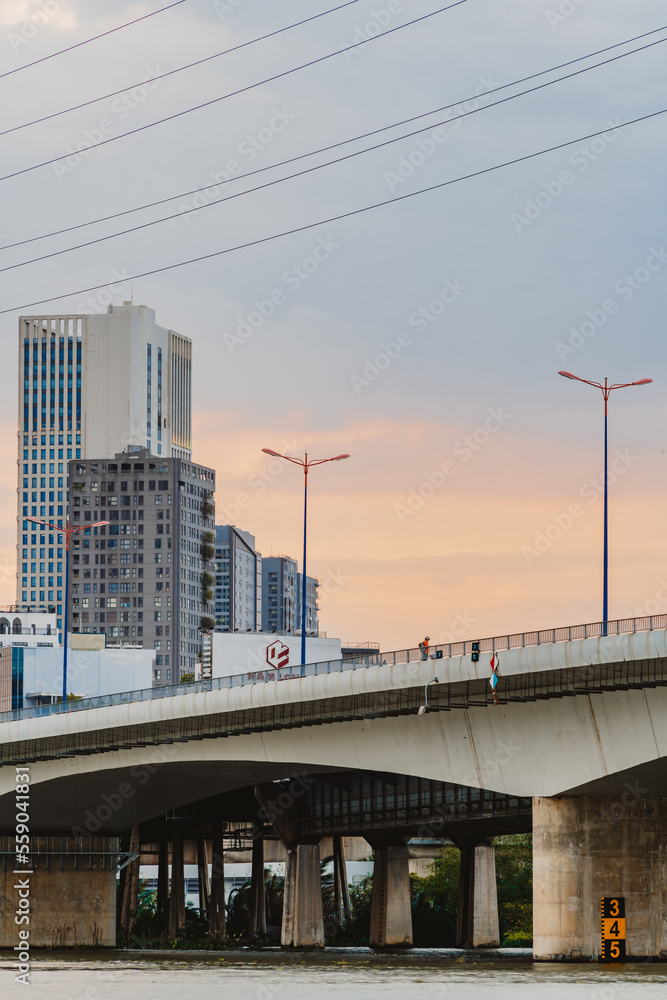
[0,1,187,80]
[1,0,366,137]
[1,107,664,317]
[0,0,468,183]
[2,23,665,257]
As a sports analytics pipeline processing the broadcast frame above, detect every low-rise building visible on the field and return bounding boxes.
[0,643,154,712]
[0,607,58,649]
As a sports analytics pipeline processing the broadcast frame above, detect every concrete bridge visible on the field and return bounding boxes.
[1,616,667,960]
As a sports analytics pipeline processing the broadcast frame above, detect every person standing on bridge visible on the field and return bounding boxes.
[420,636,430,660]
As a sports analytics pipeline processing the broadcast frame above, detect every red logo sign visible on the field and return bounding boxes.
[266,640,289,669]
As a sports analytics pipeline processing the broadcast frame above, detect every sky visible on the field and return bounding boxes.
[0,0,665,650]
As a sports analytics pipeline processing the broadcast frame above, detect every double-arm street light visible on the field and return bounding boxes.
[261,448,350,668]
[26,516,109,705]
[557,371,652,633]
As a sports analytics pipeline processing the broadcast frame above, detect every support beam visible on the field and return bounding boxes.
[197,837,210,916]
[533,796,667,961]
[168,828,186,940]
[157,837,169,930]
[208,827,226,942]
[281,843,324,948]
[454,838,500,949]
[118,827,140,946]
[369,842,413,948]
[250,833,266,941]
[333,835,352,934]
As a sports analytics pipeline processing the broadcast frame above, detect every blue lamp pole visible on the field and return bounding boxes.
[26,516,109,706]
[558,371,652,634]
[261,448,350,668]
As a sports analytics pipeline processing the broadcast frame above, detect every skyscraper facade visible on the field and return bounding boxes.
[17,303,192,630]
[296,572,320,635]
[260,558,320,634]
[213,525,262,632]
[67,449,215,683]
[261,556,298,632]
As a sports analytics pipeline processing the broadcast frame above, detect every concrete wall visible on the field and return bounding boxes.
[0,837,117,947]
[19,645,154,703]
[533,796,667,960]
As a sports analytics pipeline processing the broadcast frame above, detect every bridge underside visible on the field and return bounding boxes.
[2,640,667,958]
[0,761,532,837]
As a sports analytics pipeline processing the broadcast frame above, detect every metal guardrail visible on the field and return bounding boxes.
[0,628,56,636]
[381,614,667,665]
[1,614,665,725]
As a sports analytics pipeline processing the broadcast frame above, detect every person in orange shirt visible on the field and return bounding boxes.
[420,636,430,660]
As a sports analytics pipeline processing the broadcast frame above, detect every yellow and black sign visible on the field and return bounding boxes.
[601,897,626,962]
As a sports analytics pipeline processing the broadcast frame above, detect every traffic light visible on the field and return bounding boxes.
[471,641,480,663]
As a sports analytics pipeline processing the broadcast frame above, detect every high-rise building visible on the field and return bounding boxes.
[296,572,320,635]
[17,303,192,630]
[66,449,215,684]
[261,556,297,632]
[261,558,321,634]
[213,525,262,632]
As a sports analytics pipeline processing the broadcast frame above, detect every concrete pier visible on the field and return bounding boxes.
[208,827,226,942]
[281,843,324,948]
[533,795,667,960]
[250,833,266,940]
[369,842,413,948]
[455,838,500,948]
[118,828,140,946]
[167,828,185,939]
[0,836,117,947]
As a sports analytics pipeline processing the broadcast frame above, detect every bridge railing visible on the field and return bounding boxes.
[381,614,667,665]
[2,613,666,724]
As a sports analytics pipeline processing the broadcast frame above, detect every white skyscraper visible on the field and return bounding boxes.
[17,303,192,629]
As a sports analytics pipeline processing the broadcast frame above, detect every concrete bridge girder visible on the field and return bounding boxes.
[1,687,667,831]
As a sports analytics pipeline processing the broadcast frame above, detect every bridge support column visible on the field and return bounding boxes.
[281,843,324,948]
[250,833,266,941]
[197,837,210,916]
[157,836,169,929]
[168,828,186,940]
[369,842,413,948]
[208,827,226,942]
[454,838,500,949]
[533,795,667,961]
[118,828,140,946]
[333,835,352,934]
[0,836,117,947]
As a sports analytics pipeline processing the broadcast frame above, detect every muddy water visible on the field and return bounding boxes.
[2,948,666,999]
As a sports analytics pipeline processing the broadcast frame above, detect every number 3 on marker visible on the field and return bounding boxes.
[609,900,620,917]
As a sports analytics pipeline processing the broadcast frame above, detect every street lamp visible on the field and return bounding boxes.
[261,448,350,668]
[26,516,109,706]
[557,371,652,633]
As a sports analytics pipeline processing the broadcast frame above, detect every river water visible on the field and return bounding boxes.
[2,949,667,999]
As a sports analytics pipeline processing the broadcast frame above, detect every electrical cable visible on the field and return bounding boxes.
[0,1,468,183]
[0,1,187,80]
[1,107,663,316]
[1,0,366,136]
[1,30,665,273]
[2,22,664,256]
